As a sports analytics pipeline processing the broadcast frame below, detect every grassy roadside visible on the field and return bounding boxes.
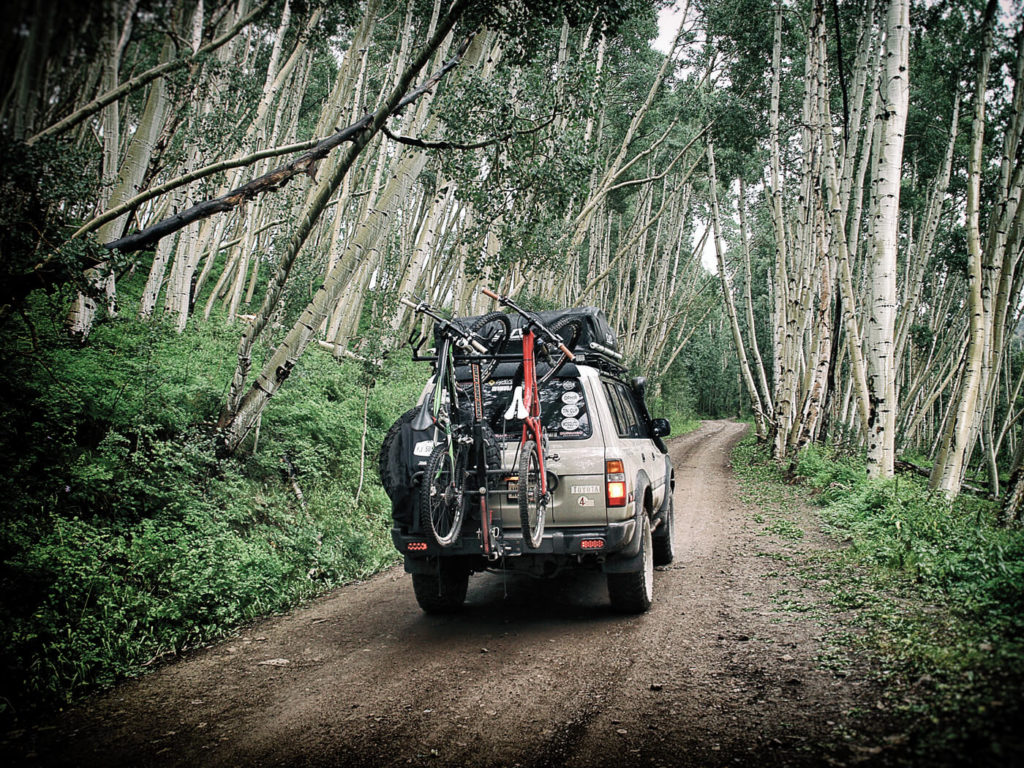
[0,306,423,722]
[731,436,1024,766]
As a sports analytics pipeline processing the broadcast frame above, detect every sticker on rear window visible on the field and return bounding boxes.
[561,404,580,417]
[561,392,580,405]
[561,417,580,431]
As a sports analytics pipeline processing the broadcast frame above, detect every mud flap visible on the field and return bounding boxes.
[603,481,648,573]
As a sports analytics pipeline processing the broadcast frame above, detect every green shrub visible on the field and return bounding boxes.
[0,307,423,718]
[787,441,1024,673]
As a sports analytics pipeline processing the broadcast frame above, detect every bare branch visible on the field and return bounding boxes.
[380,109,555,150]
[104,38,470,255]
[72,137,323,239]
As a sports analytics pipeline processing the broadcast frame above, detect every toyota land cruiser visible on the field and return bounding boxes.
[382,308,674,614]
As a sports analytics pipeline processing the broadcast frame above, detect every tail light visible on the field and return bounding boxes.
[606,459,627,507]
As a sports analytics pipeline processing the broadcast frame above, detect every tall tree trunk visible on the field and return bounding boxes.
[708,141,768,438]
[219,4,474,453]
[864,0,909,478]
[930,0,999,495]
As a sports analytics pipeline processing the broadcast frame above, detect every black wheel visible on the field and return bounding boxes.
[469,311,512,380]
[538,317,583,385]
[652,496,675,566]
[412,565,469,613]
[378,407,419,499]
[518,440,546,549]
[608,515,654,614]
[420,439,469,547]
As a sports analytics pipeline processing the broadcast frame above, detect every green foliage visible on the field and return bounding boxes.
[0,134,104,299]
[0,305,427,718]
[734,437,1024,762]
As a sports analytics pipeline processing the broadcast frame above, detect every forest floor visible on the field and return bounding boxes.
[1,420,1002,767]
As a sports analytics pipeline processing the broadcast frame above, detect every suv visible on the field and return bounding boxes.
[382,309,674,614]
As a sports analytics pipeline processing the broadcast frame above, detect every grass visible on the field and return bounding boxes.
[731,436,1024,766]
[0,299,425,721]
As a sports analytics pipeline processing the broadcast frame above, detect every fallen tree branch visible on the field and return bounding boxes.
[72,137,322,239]
[379,108,555,150]
[103,32,470,256]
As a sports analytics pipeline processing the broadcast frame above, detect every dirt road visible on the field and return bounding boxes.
[8,420,888,767]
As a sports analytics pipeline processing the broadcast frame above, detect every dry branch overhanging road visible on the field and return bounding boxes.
[9,420,888,767]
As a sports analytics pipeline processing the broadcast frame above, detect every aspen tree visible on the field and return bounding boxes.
[864,0,909,478]
[930,0,998,494]
[220,3,476,452]
[708,140,768,438]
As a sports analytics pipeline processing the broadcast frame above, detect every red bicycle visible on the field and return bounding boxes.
[480,288,582,549]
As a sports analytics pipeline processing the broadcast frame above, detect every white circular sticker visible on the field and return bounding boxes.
[561,391,580,405]
[560,417,580,431]
[561,404,580,418]
[561,380,575,390]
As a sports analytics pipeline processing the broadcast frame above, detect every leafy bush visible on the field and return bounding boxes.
[0,306,424,718]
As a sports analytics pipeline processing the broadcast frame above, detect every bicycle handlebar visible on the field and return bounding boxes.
[401,296,488,354]
[479,287,575,361]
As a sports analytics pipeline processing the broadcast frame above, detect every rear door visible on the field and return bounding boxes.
[602,379,662,508]
[483,372,606,528]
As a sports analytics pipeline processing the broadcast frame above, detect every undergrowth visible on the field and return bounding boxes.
[732,437,1024,766]
[0,296,427,721]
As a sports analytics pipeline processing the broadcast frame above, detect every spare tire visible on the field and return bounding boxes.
[378,407,420,499]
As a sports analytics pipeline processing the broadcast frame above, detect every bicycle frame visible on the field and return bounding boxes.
[480,288,577,549]
[518,326,548,501]
[401,297,507,556]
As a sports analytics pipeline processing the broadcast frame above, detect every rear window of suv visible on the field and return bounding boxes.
[479,375,592,441]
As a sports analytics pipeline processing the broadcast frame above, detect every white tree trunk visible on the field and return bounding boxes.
[864,0,909,478]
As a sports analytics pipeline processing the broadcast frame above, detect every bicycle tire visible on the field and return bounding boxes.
[518,439,546,549]
[420,438,469,547]
[537,317,583,385]
[469,311,512,380]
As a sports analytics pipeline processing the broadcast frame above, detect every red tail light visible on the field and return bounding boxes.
[407,541,428,551]
[606,459,627,507]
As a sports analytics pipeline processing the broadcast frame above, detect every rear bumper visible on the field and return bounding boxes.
[392,518,637,559]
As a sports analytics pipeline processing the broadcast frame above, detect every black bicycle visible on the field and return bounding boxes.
[400,298,511,548]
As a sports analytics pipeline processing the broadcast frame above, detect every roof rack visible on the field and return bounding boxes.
[571,349,628,376]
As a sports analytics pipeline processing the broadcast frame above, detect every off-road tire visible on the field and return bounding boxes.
[411,566,469,613]
[538,317,583,385]
[607,514,654,613]
[518,440,546,549]
[652,496,675,566]
[420,439,468,547]
[469,311,512,380]
[378,407,419,499]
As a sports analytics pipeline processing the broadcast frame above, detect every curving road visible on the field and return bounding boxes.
[6,421,886,767]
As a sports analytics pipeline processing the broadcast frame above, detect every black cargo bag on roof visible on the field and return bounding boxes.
[436,306,620,366]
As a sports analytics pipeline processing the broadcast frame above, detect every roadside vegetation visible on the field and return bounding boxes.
[0,290,422,718]
[733,436,1024,765]
[0,284,698,720]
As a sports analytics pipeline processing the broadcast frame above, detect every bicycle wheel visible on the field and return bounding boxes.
[537,317,583,385]
[420,438,469,547]
[470,311,512,379]
[518,439,546,549]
